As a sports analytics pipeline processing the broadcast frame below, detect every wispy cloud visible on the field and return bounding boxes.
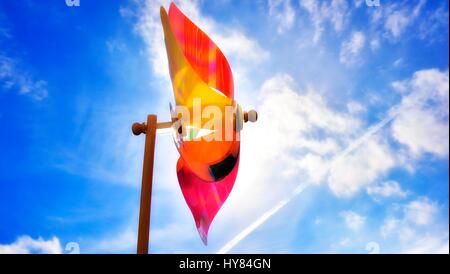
[341,210,366,231]
[417,4,449,42]
[268,0,295,34]
[370,0,428,40]
[0,18,48,100]
[339,31,365,66]
[400,235,449,254]
[0,54,48,100]
[404,197,439,226]
[300,0,351,43]
[347,100,366,114]
[367,180,408,198]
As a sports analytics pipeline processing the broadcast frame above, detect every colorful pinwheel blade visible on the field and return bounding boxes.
[160,3,240,244]
[167,3,234,98]
[177,156,239,245]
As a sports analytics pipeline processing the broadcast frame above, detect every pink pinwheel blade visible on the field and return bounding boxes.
[177,156,239,245]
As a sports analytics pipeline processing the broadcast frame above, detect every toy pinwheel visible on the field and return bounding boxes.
[132,2,257,253]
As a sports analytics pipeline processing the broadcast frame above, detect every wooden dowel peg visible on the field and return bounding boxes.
[132,122,147,136]
[156,121,173,129]
[133,121,173,136]
[244,110,258,123]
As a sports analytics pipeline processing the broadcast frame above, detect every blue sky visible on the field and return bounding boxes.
[0,0,448,254]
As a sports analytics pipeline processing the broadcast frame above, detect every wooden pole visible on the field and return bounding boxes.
[134,114,157,254]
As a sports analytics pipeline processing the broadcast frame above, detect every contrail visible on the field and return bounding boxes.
[216,183,311,254]
[217,103,405,254]
[334,106,401,160]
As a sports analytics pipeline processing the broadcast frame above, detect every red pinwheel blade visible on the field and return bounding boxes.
[168,2,234,98]
[177,156,239,245]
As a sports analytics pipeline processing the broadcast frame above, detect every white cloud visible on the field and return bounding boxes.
[339,31,365,66]
[322,69,449,197]
[367,180,408,198]
[285,91,357,134]
[214,31,270,64]
[245,74,360,184]
[370,1,447,45]
[299,138,340,156]
[380,216,417,242]
[417,5,449,42]
[297,153,330,183]
[404,197,438,226]
[0,54,48,100]
[393,108,449,157]
[384,10,410,38]
[0,26,47,100]
[325,0,350,33]
[391,69,449,158]
[255,74,359,151]
[300,0,351,43]
[328,138,395,197]
[371,8,383,24]
[132,0,173,79]
[347,101,366,114]
[380,217,400,238]
[232,73,359,188]
[391,80,407,93]
[0,236,62,254]
[370,37,380,51]
[240,69,449,201]
[341,211,365,231]
[372,0,426,39]
[379,197,447,253]
[381,198,437,235]
[268,0,295,34]
[400,235,449,254]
